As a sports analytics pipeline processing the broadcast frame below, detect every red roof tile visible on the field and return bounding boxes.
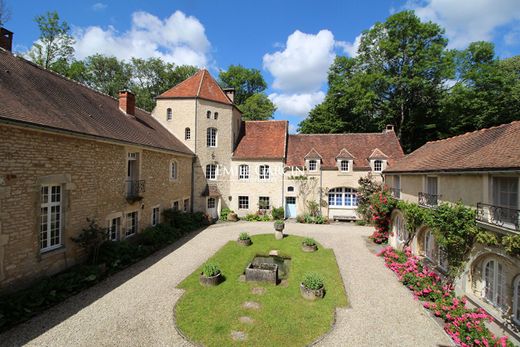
[336,148,355,159]
[0,50,192,155]
[233,120,288,160]
[286,131,404,169]
[369,148,389,159]
[157,69,232,105]
[385,121,520,173]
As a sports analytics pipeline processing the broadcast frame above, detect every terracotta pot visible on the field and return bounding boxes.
[301,243,318,252]
[300,283,325,300]
[199,271,222,286]
[237,238,252,246]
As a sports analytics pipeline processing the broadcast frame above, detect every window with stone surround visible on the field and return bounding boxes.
[259,165,270,180]
[173,201,180,211]
[125,211,138,238]
[238,196,249,209]
[40,184,62,252]
[340,160,349,172]
[207,127,217,147]
[183,199,190,212]
[167,108,172,121]
[206,164,217,180]
[151,206,160,226]
[108,217,120,241]
[259,196,270,210]
[373,159,383,172]
[170,161,178,180]
[185,127,191,140]
[239,164,249,180]
[483,259,505,310]
[308,160,317,172]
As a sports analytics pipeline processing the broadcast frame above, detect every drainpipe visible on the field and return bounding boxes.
[281,163,285,219]
[191,99,198,212]
[319,164,323,216]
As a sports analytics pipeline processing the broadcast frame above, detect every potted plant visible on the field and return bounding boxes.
[300,272,325,300]
[237,232,252,246]
[274,220,285,240]
[199,261,222,286]
[301,238,318,252]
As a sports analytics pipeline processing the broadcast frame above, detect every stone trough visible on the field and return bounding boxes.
[245,263,278,284]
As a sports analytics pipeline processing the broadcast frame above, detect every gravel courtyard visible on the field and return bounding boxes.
[0,222,453,347]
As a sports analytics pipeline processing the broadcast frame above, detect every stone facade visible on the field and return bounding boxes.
[0,124,192,292]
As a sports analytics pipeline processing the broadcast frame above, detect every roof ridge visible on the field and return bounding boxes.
[196,69,205,97]
[425,121,520,146]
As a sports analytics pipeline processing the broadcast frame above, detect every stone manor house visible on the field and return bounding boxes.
[0,35,403,291]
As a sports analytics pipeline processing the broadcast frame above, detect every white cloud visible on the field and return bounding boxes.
[92,2,107,11]
[407,0,520,48]
[268,92,325,117]
[263,30,335,93]
[73,10,210,66]
[336,33,362,57]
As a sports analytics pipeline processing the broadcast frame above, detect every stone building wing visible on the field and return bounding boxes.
[385,121,520,173]
[0,49,192,156]
[232,120,288,160]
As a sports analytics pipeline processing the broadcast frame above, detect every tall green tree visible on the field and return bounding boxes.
[219,65,267,105]
[27,11,75,70]
[82,54,131,98]
[240,93,276,120]
[300,11,454,152]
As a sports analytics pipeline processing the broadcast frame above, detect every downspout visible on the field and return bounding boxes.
[319,163,323,217]
[191,99,198,212]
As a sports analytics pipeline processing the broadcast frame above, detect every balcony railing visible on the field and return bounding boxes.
[476,203,520,232]
[126,180,145,202]
[418,192,441,208]
[390,188,401,199]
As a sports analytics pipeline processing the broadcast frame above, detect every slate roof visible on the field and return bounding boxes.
[233,120,288,160]
[286,131,404,170]
[157,69,232,105]
[0,49,193,155]
[385,121,520,173]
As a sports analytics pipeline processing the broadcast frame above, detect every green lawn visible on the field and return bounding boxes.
[175,234,348,346]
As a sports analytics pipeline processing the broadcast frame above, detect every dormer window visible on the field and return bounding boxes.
[340,160,349,172]
[308,160,317,172]
[373,160,383,172]
[166,108,172,121]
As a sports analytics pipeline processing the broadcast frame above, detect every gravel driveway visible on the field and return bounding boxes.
[0,222,453,347]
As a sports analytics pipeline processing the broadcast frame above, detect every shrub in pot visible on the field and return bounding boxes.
[237,232,252,246]
[300,272,325,300]
[199,261,222,286]
[301,238,318,252]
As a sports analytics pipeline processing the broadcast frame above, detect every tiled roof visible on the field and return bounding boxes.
[286,131,404,169]
[336,148,355,159]
[157,69,232,105]
[0,50,193,155]
[304,148,322,159]
[385,121,520,173]
[369,148,389,159]
[233,120,288,160]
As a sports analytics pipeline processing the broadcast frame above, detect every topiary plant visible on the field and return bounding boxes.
[201,261,220,277]
[238,232,250,241]
[302,238,316,246]
[302,272,324,290]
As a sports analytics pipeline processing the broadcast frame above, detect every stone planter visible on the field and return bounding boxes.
[245,263,278,284]
[237,238,252,246]
[199,271,222,286]
[274,221,285,232]
[274,230,284,240]
[301,243,318,252]
[227,213,238,222]
[300,283,325,300]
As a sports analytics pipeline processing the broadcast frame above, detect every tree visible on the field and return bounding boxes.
[82,55,131,98]
[0,0,11,27]
[27,11,75,70]
[219,65,267,105]
[240,93,276,120]
[300,11,454,152]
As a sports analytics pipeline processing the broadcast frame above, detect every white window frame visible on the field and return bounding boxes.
[207,197,216,209]
[40,184,62,252]
[207,127,217,147]
[166,108,172,121]
[170,160,178,181]
[259,165,270,180]
[206,164,217,180]
[108,216,121,241]
[185,127,191,140]
[327,187,358,208]
[239,164,249,180]
[126,211,138,238]
[339,160,350,172]
[238,196,249,210]
[483,259,505,310]
[513,276,520,325]
[308,159,317,172]
[151,206,160,226]
[373,159,383,172]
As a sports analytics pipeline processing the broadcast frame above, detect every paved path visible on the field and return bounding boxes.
[0,222,453,347]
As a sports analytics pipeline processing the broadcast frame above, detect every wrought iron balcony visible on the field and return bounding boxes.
[418,192,441,208]
[476,203,520,232]
[126,180,145,202]
[389,188,401,199]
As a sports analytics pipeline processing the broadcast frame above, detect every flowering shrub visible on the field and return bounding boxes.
[378,246,513,347]
[368,190,397,244]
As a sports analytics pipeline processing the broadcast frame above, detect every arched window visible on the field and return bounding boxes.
[214,112,219,120]
[483,259,505,309]
[170,161,177,180]
[206,110,211,119]
[328,187,358,207]
[207,128,217,147]
[259,165,270,180]
[394,215,408,242]
[166,108,173,121]
[514,276,520,325]
[424,229,435,260]
[239,164,249,180]
[185,127,191,140]
[206,164,217,180]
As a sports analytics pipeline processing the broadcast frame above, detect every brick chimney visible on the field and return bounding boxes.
[119,90,135,116]
[0,27,13,52]
[223,87,235,103]
[384,124,395,133]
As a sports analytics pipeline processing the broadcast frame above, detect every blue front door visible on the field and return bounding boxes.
[286,197,296,218]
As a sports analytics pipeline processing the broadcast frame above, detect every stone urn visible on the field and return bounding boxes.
[199,271,223,286]
[227,212,238,222]
[237,238,252,246]
[300,283,325,300]
[301,243,318,253]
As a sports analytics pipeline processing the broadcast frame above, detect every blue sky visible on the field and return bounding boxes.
[5,1,520,131]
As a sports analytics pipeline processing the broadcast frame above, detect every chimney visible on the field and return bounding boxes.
[0,27,13,52]
[223,87,235,103]
[384,124,395,133]
[119,90,135,116]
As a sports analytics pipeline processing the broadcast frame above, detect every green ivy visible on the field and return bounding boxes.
[396,200,432,242]
[502,234,520,256]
